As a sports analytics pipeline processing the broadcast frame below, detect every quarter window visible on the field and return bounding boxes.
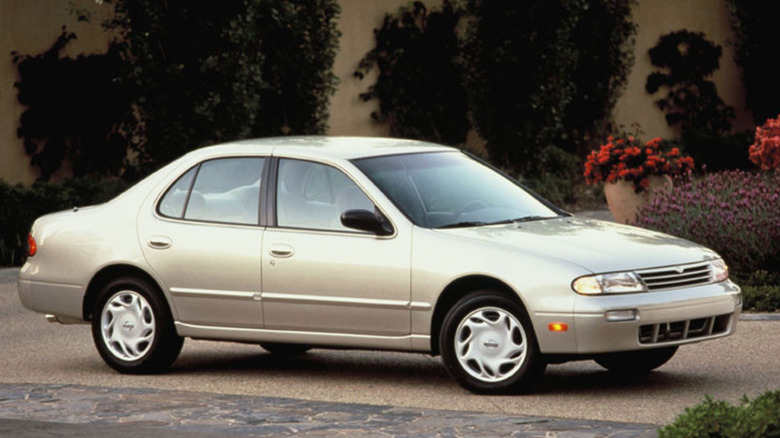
[158,167,196,218]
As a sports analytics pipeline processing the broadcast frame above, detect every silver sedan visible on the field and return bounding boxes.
[18,136,742,394]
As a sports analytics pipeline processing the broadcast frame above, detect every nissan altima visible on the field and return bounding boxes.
[18,136,742,394]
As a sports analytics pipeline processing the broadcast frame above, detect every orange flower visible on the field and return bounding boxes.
[749,115,780,171]
[584,133,695,193]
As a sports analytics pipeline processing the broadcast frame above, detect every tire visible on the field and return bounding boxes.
[594,346,678,375]
[439,290,545,394]
[260,343,312,356]
[91,276,183,374]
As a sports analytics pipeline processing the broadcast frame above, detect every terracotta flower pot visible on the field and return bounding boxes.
[604,175,672,224]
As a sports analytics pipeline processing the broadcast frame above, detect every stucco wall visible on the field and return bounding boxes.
[0,0,751,185]
[613,0,750,139]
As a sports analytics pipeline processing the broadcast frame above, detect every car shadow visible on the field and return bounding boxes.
[169,347,454,388]
[157,347,722,396]
[531,362,725,396]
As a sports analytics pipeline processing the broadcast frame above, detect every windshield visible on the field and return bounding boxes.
[353,152,561,228]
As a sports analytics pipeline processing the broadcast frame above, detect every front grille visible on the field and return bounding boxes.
[639,314,732,344]
[637,262,713,291]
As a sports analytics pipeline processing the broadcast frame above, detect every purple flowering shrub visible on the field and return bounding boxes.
[634,171,780,275]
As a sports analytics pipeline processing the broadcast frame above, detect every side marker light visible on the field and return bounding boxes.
[548,322,569,332]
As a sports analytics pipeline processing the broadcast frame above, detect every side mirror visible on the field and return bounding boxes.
[340,209,394,236]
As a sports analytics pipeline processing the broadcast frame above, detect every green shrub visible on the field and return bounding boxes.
[460,0,582,171]
[670,129,754,172]
[514,145,581,207]
[106,0,341,170]
[357,0,636,174]
[736,271,780,312]
[561,0,637,158]
[659,390,780,438]
[659,396,739,438]
[0,178,128,267]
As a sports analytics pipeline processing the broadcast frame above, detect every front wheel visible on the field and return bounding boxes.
[439,290,545,394]
[91,277,183,374]
[594,346,678,375]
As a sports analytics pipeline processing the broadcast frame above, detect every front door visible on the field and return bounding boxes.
[261,159,411,336]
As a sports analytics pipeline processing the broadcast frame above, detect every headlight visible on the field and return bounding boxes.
[710,259,729,282]
[572,271,647,295]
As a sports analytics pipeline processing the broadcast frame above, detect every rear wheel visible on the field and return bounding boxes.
[439,290,545,394]
[91,276,183,374]
[594,346,678,374]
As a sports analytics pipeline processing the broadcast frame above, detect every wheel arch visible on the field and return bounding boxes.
[82,264,166,321]
[429,275,528,356]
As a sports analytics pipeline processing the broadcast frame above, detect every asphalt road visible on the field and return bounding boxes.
[2,267,778,427]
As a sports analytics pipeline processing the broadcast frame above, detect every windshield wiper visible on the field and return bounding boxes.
[508,215,554,223]
[436,221,487,229]
[437,215,562,229]
[486,215,561,226]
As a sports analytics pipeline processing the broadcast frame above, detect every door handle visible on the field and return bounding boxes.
[268,243,295,258]
[148,236,172,249]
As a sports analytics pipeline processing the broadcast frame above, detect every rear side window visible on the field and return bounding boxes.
[158,157,265,225]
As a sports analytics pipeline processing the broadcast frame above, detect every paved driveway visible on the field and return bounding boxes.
[2,267,778,435]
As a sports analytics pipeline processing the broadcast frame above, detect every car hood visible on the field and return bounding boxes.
[438,216,719,274]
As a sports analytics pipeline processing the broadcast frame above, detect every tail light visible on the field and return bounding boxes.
[27,233,37,257]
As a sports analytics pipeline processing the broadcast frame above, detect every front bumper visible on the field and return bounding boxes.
[536,280,741,354]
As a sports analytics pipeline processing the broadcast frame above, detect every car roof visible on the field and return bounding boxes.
[185,136,456,162]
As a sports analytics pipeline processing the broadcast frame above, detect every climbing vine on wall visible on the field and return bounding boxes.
[355,1,469,145]
[357,0,637,178]
[13,1,342,178]
[728,0,780,125]
[12,27,129,180]
[645,30,750,171]
[645,30,735,136]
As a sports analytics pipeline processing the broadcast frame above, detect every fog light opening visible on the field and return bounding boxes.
[605,309,638,322]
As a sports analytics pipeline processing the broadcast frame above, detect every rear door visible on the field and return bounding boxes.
[138,157,267,328]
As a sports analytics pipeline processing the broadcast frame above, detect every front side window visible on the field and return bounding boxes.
[276,159,374,231]
[158,157,265,225]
